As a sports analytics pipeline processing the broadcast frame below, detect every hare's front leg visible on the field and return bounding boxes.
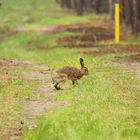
[72,81,75,86]
[72,80,78,86]
[75,80,78,85]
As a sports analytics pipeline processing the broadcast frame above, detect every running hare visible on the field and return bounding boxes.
[52,58,88,90]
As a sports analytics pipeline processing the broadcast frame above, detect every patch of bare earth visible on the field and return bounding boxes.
[0,59,66,140]
[115,54,140,80]
[0,25,66,41]
[83,45,140,56]
[0,26,17,40]
[10,25,65,34]
[57,22,114,48]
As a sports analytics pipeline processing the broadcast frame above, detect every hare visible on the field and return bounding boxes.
[52,58,88,90]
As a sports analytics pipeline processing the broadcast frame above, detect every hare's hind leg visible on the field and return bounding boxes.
[54,81,65,90]
[54,83,61,90]
[58,80,66,89]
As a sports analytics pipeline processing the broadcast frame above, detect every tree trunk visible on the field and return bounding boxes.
[123,0,132,25]
[84,0,93,12]
[132,0,138,33]
[65,0,72,9]
[95,0,102,14]
[109,0,114,19]
[60,0,65,7]
[75,0,84,15]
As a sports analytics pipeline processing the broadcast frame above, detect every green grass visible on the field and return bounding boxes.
[20,46,140,140]
[0,0,140,140]
[0,29,139,140]
[0,31,74,61]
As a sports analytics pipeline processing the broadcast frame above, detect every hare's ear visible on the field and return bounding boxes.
[80,58,84,68]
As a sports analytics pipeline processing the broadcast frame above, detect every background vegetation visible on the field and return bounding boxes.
[57,0,140,34]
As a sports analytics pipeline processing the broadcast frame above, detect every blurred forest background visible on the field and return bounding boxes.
[0,0,140,33]
[56,0,140,34]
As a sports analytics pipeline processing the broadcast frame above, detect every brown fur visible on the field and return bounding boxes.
[52,58,88,90]
[56,66,84,80]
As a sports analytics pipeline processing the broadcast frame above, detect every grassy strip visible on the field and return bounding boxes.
[0,66,39,138]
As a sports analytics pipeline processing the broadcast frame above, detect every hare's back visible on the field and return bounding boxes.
[55,66,82,80]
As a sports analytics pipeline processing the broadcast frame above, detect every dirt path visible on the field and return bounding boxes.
[0,25,66,41]
[0,59,67,140]
[0,24,69,140]
[11,26,60,33]
[22,64,66,129]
